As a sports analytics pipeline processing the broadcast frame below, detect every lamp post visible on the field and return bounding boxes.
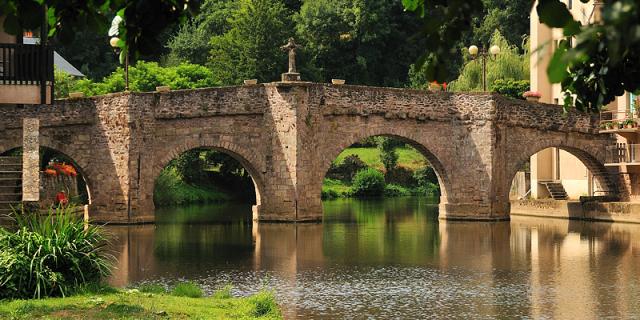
[109,37,129,91]
[468,44,500,92]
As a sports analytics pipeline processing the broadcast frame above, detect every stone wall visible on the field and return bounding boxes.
[0,82,614,223]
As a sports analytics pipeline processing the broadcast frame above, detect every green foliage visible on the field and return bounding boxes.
[296,0,425,86]
[59,61,219,97]
[471,0,530,48]
[491,79,530,100]
[1,0,199,61]
[171,281,203,298]
[53,69,76,99]
[0,206,111,300]
[449,31,529,92]
[166,0,238,65]
[383,184,411,197]
[413,167,440,196]
[249,290,279,317]
[213,284,234,299]
[208,0,294,84]
[153,166,230,207]
[351,168,385,198]
[326,154,368,182]
[137,283,167,294]
[375,137,398,172]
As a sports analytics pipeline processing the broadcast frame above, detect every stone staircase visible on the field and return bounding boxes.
[0,156,22,216]
[539,180,568,200]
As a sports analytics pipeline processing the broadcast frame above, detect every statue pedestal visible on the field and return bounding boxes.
[281,72,301,82]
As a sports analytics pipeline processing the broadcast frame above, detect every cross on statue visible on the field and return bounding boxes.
[281,38,301,74]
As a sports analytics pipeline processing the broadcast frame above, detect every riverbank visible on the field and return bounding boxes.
[0,287,281,319]
[154,167,231,206]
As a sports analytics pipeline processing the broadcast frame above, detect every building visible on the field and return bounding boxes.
[529,0,638,201]
[0,15,55,105]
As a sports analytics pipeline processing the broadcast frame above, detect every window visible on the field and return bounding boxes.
[567,0,572,10]
[554,98,560,105]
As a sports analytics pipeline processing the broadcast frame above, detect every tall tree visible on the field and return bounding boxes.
[207,0,294,84]
[296,0,425,86]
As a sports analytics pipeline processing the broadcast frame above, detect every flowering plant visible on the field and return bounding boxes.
[522,91,542,98]
[45,162,78,177]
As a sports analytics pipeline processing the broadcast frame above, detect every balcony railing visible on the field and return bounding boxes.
[0,43,54,104]
[605,143,640,164]
[599,110,640,132]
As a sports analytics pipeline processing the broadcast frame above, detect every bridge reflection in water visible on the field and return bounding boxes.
[106,198,640,319]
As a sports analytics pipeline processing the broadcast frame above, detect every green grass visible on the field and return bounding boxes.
[334,146,427,171]
[0,287,281,319]
[171,281,203,298]
[154,167,231,206]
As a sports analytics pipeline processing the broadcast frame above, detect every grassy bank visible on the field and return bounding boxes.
[0,286,281,319]
[154,167,231,206]
[335,146,427,171]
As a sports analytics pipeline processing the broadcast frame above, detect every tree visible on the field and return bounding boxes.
[471,0,530,48]
[296,0,426,86]
[447,31,529,92]
[376,137,398,173]
[1,0,200,62]
[403,0,640,113]
[207,0,294,84]
[166,0,237,65]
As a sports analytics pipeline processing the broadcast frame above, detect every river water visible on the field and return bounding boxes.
[106,197,640,319]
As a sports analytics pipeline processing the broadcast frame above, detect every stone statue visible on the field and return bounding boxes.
[281,38,301,74]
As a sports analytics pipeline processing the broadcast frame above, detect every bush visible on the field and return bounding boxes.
[171,281,203,298]
[137,283,167,294]
[326,154,368,181]
[0,207,111,299]
[351,168,385,197]
[385,167,417,186]
[56,61,220,97]
[249,290,279,317]
[321,188,339,200]
[213,284,234,299]
[376,137,399,172]
[384,184,410,197]
[491,79,530,100]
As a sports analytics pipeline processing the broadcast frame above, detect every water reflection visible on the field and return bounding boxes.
[106,198,640,319]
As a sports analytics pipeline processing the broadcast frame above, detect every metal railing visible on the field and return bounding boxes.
[605,143,640,164]
[600,110,640,130]
[0,43,54,104]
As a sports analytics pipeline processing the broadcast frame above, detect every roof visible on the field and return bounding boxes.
[23,37,85,77]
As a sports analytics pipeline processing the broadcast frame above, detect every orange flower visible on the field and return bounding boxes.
[44,168,57,176]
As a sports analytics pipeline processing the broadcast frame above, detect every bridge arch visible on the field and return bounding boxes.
[150,137,266,215]
[317,127,452,205]
[0,144,94,205]
[504,138,617,203]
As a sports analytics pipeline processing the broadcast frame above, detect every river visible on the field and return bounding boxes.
[106,197,640,319]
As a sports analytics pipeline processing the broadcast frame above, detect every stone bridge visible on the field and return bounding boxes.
[0,82,616,223]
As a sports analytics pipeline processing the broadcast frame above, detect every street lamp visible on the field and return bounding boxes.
[468,44,500,92]
[109,37,129,91]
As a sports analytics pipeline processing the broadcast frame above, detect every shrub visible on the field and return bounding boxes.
[326,154,367,181]
[351,168,385,197]
[137,283,167,294]
[249,290,279,317]
[385,167,416,186]
[321,188,339,200]
[491,79,530,100]
[384,184,410,197]
[171,281,203,298]
[213,284,234,299]
[0,206,111,299]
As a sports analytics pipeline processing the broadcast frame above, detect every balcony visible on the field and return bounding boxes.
[0,43,54,105]
[605,143,640,167]
[599,111,640,139]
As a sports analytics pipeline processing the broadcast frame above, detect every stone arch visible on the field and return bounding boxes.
[318,127,452,202]
[151,136,266,210]
[0,143,94,205]
[504,139,617,202]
